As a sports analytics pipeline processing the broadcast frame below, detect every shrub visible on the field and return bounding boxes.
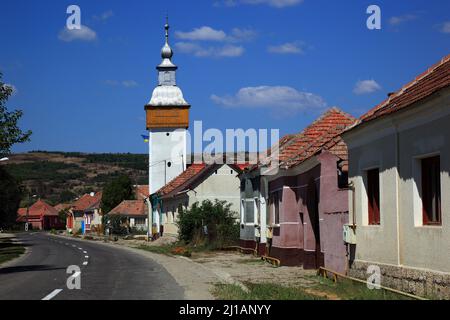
[106,214,129,236]
[177,199,239,249]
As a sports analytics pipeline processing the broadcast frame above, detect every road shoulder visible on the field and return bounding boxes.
[0,233,29,268]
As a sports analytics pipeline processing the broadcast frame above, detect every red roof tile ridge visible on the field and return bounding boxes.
[281,107,356,168]
[359,54,450,122]
[155,163,208,196]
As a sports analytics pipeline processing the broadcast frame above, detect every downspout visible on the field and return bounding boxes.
[348,181,356,228]
[346,181,356,275]
[145,196,153,241]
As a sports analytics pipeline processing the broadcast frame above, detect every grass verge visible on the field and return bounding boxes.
[136,242,227,257]
[0,238,26,265]
[213,276,413,300]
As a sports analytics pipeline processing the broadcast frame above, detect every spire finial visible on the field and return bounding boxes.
[161,15,173,60]
[165,15,169,44]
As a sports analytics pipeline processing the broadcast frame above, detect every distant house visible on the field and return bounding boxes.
[151,163,245,237]
[240,107,356,273]
[103,185,150,232]
[106,200,148,231]
[341,55,450,298]
[67,192,102,233]
[17,199,64,230]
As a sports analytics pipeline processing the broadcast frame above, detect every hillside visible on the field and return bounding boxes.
[3,151,148,205]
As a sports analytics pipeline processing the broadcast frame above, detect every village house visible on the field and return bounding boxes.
[17,199,64,230]
[105,200,148,231]
[104,185,150,232]
[66,192,102,234]
[240,107,356,273]
[151,162,245,237]
[341,55,450,299]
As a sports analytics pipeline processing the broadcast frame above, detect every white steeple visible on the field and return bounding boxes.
[148,17,189,107]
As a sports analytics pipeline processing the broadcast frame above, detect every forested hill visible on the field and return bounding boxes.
[3,151,148,205]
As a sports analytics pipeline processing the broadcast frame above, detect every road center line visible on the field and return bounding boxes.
[42,289,63,300]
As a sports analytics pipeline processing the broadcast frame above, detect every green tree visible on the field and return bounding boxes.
[58,208,69,225]
[0,73,32,155]
[59,190,76,203]
[0,166,22,228]
[101,175,135,214]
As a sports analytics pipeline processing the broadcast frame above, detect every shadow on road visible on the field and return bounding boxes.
[0,265,65,275]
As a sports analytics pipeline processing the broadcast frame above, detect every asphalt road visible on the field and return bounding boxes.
[0,233,184,300]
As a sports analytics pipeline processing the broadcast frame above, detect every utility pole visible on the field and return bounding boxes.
[25,192,36,231]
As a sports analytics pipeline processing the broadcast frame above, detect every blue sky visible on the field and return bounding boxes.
[1,0,449,153]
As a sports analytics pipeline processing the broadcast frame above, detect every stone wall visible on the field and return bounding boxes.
[349,260,450,299]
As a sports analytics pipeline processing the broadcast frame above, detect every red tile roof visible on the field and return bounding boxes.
[135,185,150,200]
[283,108,356,169]
[107,200,146,217]
[253,107,356,171]
[358,54,450,124]
[156,163,208,197]
[71,192,102,211]
[155,162,247,198]
[17,199,58,219]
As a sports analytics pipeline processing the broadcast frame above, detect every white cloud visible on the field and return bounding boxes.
[58,25,97,42]
[217,45,245,57]
[93,10,114,22]
[211,86,327,114]
[104,80,138,88]
[174,26,254,58]
[122,80,138,87]
[216,0,303,8]
[389,14,417,26]
[175,42,244,58]
[353,80,381,95]
[175,26,227,41]
[175,26,256,43]
[268,41,305,54]
[228,28,258,42]
[440,21,450,34]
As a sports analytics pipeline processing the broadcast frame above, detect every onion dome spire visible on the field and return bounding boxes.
[161,16,173,60]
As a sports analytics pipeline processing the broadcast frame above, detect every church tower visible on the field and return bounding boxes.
[145,19,190,194]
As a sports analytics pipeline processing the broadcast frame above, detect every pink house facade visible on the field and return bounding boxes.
[240,107,356,273]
